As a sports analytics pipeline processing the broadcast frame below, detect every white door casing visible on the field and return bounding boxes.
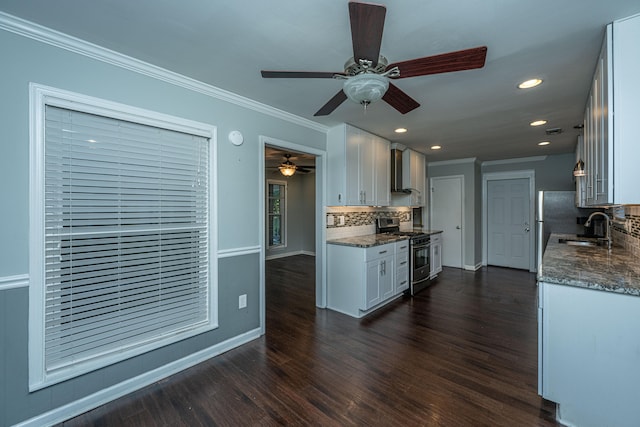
[259,136,327,336]
[486,178,531,270]
[430,176,463,268]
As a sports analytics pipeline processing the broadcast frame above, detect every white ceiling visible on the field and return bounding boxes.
[3,0,639,162]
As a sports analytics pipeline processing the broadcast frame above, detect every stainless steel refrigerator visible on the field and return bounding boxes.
[535,191,598,276]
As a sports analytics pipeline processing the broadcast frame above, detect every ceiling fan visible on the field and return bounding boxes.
[261,1,487,116]
[268,154,315,177]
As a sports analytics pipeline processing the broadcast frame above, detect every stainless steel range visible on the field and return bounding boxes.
[376,217,432,296]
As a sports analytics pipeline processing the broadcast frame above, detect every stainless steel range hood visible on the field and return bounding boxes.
[391,148,411,193]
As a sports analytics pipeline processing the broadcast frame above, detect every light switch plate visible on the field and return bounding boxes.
[238,294,247,309]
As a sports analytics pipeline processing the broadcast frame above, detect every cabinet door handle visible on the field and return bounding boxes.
[378,250,388,254]
[400,261,407,266]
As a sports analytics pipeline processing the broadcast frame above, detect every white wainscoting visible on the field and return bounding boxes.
[0,273,29,291]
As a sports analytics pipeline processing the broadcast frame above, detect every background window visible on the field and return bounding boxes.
[267,181,287,248]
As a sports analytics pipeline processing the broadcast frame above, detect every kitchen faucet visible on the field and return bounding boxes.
[585,212,611,251]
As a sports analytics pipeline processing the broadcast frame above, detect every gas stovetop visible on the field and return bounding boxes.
[376,218,430,243]
[389,231,428,237]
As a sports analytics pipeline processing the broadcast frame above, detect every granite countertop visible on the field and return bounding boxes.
[327,234,409,248]
[538,233,640,296]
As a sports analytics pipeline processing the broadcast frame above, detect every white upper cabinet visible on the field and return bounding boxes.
[612,13,640,204]
[583,14,640,205]
[327,124,390,206]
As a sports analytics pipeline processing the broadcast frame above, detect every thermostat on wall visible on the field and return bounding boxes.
[228,130,243,146]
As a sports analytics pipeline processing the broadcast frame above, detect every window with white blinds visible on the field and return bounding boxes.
[29,85,217,389]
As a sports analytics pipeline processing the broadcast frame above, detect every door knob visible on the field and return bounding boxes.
[456,225,461,229]
[525,227,530,232]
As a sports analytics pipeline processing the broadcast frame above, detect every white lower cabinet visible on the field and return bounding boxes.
[538,282,640,427]
[430,232,443,278]
[328,240,408,318]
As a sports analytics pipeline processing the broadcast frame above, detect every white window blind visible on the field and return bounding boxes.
[43,105,210,373]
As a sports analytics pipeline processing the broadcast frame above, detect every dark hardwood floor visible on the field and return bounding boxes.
[59,255,559,426]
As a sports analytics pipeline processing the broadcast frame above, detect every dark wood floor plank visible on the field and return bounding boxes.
[59,255,559,426]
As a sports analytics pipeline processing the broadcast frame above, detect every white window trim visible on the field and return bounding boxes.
[28,83,218,391]
[267,179,287,249]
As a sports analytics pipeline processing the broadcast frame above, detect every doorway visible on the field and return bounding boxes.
[482,171,535,271]
[260,137,326,335]
[430,175,464,268]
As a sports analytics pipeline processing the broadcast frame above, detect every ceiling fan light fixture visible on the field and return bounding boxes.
[343,73,389,106]
[279,162,296,176]
[278,164,296,176]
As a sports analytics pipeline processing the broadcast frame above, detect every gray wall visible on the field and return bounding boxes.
[0,26,325,426]
[266,172,316,259]
[482,153,576,191]
[427,160,482,269]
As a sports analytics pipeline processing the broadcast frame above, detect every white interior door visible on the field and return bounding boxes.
[430,176,463,268]
[487,178,531,269]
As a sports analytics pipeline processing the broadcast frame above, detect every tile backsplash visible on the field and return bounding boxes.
[326,206,412,240]
[611,205,640,258]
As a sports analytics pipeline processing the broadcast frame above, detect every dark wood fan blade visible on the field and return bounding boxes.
[261,71,343,78]
[387,46,487,79]
[314,90,348,116]
[349,1,386,66]
[382,82,420,114]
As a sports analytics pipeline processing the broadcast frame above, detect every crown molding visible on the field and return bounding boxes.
[427,157,477,167]
[0,12,328,134]
[482,155,547,166]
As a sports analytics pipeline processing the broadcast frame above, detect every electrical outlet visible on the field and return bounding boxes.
[238,294,247,309]
[327,215,334,226]
[339,215,345,226]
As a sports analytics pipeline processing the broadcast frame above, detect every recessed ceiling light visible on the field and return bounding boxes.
[538,141,551,146]
[530,120,547,126]
[518,78,543,89]
[395,128,407,133]
[431,145,442,150]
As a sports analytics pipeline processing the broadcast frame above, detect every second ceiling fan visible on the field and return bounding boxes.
[261,1,487,117]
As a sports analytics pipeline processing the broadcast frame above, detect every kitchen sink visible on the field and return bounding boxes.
[558,238,599,247]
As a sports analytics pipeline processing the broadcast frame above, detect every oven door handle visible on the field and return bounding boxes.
[412,243,431,250]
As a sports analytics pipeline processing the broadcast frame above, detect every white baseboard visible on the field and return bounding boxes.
[265,250,315,261]
[15,328,262,427]
[464,263,483,271]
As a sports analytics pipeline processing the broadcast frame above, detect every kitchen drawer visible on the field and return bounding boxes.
[364,243,395,261]
[396,265,409,292]
[396,252,409,270]
[430,233,442,244]
[395,240,409,254]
